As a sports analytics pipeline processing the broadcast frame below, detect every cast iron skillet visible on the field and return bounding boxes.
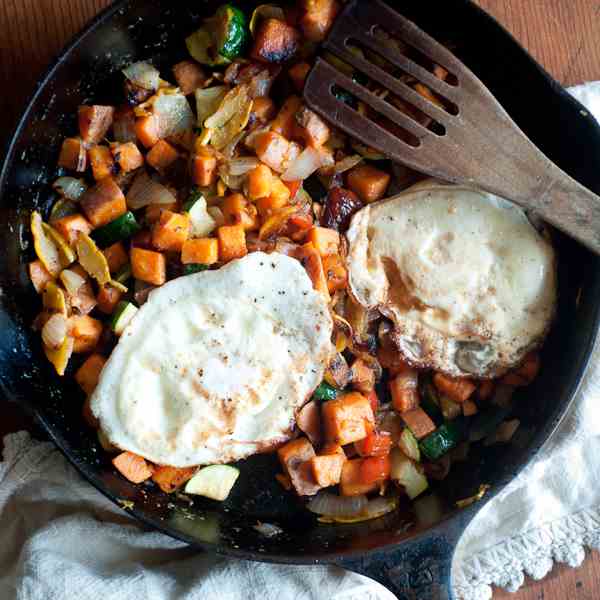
[1,1,600,598]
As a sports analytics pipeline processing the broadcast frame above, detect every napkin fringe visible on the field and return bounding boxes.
[454,503,600,599]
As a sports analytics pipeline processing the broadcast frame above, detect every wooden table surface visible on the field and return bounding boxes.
[1,1,600,598]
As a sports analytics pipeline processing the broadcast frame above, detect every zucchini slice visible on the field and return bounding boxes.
[184,464,240,501]
[312,381,338,402]
[419,421,463,461]
[390,448,428,500]
[91,211,141,248]
[110,301,138,335]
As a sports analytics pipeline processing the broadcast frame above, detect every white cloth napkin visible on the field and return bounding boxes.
[2,82,600,600]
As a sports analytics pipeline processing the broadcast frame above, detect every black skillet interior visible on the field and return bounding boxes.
[1,0,600,597]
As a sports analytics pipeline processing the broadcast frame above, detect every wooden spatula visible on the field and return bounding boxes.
[303,0,600,253]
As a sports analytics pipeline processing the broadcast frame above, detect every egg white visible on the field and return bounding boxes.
[91,252,334,467]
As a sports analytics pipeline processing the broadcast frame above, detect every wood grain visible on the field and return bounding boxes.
[1,1,600,598]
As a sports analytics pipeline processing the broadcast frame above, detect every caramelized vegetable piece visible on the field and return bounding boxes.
[152,466,197,493]
[80,177,127,228]
[340,458,378,496]
[347,165,391,203]
[296,400,322,445]
[44,335,74,376]
[135,115,160,148]
[462,399,479,417]
[192,146,218,186]
[251,18,300,63]
[322,254,347,294]
[75,353,106,395]
[42,281,67,316]
[28,260,54,294]
[112,451,154,484]
[145,202,179,225]
[350,358,375,394]
[248,164,273,200]
[295,107,330,147]
[299,0,340,42]
[69,315,103,353]
[58,137,87,171]
[254,131,298,173]
[78,105,115,146]
[222,193,260,231]
[217,224,247,262]
[146,140,179,172]
[306,226,340,257]
[321,187,363,231]
[89,145,116,181]
[102,242,129,273]
[172,60,206,95]
[111,142,144,172]
[52,214,93,247]
[31,211,62,276]
[501,352,541,386]
[250,96,276,123]
[277,437,321,496]
[360,455,391,485]
[390,366,419,413]
[152,210,190,251]
[76,233,111,285]
[97,285,123,314]
[355,431,392,457]
[181,238,219,265]
[289,62,311,91]
[131,247,166,285]
[271,95,303,139]
[322,391,375,445]
[400,407,436,440]
[433,372,476,403]
[325,352,352,388]
[310,453,345,487]
[295,242,330,300]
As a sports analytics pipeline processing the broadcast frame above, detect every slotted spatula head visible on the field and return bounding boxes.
[304,0,600,254]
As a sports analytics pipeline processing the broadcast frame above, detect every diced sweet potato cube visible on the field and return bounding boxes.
[347,165,391,203]
[306,226,339,257]
[271,96,303,139]
[501,352,541,387]
[257,177,291,217]
[289,62,311,91]
[354,431,393,457]
[390,367,419,413]
[75,353,106,395]
[217,225,247,263]
[295,242,330,300]
[277,437,321,496]
[29,260,53,294]
[296,400,322,445]
[340,458,378,496]
[350,358,375,394]
[152,466,197,493]
[111,142,144,172]
[112,451,154,483]
[181,238,219,265]
[69,315,103,354]
[248,164,273,201]
[89,145,115,181]
[146,140,179,172]
[300,0,340,42]
[322,254,347,294]
[255,131,297,173]
[52,214,93,247]
[295,107,330,147]
[172,60,206,95]
[462,399,478,417]
[251,18,300,63]
[192,147,218,186]
[433,372,476,403]
[222,193,260,231]
[78,105,115,145]
[145,202,179,225]
[80,177,127,228]
[251,96,276,123]
[320,443,346,457]
[131,247,166,285]
[152,210,190,251]
[102,241,129,273]
[310,453,345,487]
[322,391,375,445]
[400,407,436,440]
[135,115,160,148]
[58,137,87,171]
[360,455,391,484]
[97,285,123,314]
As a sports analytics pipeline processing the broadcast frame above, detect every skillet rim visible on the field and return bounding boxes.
[0,0,599,567]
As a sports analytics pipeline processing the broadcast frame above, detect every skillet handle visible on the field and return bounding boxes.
[335,521,462,600]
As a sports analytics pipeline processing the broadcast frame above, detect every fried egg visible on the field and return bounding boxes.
[346,181,557,378]
[91,252,334,467]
